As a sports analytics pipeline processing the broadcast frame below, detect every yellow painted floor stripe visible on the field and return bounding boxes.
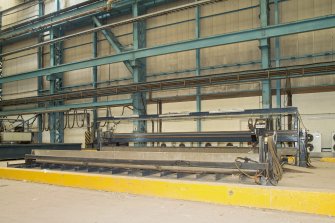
[0,167,334,217]
[321,157,335,163]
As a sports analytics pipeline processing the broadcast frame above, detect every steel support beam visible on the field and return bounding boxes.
[274,0,281,109]
[2,14,335,84]
[260,0,271,109]
[37,0,44,143]
[92,16,133,73]
[195,3,202,135]
[92,19,98,144]
[132,2,147,146]
[0,0,223,58]
[0,0,177,45]
[49,0,64,143]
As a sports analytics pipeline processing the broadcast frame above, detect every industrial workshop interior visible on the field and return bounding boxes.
[0,0,334,222]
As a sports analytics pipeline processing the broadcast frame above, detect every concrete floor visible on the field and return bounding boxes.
[280,159,335,190]
[0,179,334,223]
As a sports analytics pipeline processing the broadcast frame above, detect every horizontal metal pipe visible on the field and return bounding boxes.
[1,61,334,107]
[0,99,132,116]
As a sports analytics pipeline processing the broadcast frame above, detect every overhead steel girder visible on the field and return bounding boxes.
[1,14,335,84]
[92,16,133,73]
[0,99,132,116]
[0,0,177,44]
[1,0,219,58]
[0,0,106,41]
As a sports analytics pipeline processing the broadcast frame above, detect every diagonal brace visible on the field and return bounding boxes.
[92,16,133,73]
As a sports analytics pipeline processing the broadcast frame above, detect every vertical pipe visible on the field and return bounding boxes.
[260,0,271,109]
[158,101,162,133]
[37,0,44,143]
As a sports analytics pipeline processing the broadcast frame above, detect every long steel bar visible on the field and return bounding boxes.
[0,0,222,57]
[1,61,334,107]
[0,99,132,116]
[97,107,298,121]
[27,155,267,171]
[101,131,298,143]
[1,13,335,84]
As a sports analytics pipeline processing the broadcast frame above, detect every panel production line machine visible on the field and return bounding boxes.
[0,117,82,160]
[17,107,309,186]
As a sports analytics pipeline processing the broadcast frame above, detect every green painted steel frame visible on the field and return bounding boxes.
[260,0,271,109]
[2,13,335,84]
[49,0,64,143]
[37,0,44,143]
[0,0,177,44]
[195,3,202,134]
[274,0,281,109]
[1,0,335,132]
[132,2,147,145]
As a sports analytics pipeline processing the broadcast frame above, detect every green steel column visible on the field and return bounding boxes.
[49,0,64,143]
[195,4,202,133]
[92,21,98,142]
[37,0,44,143]
[132,2,147,146]
[274,0,281,108]
[260,0,271,109]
